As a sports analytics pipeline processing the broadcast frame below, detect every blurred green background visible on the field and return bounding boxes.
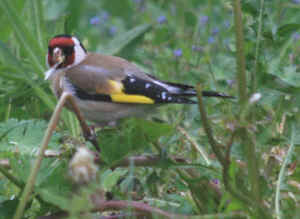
[1,0,300,218]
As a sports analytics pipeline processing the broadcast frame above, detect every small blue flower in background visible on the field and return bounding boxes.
[224,20,230,29]
[200,15,208,25]
[100,11,110,22]
[157,15,167,24]
[90,16,100,25]
[173,49,182,58]
[208,36,215,44]
[292,32,300,41]
[226,79,235,87]
[109,26,117,36]
[90,11,110,26]
[192,45,203,52]
[132,0,146,12]
[212,179,220,185]
[292,0,300,4]
[211,27,219,36]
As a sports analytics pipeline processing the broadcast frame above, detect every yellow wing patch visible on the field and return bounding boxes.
[110,94,154,104]
[108,80,155,104]
[108,80,124,94]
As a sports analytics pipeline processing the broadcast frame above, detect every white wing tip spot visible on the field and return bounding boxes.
[161,92,167,100]
[130,78,136,83]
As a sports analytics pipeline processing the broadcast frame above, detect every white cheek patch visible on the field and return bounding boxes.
[72,37,87,66]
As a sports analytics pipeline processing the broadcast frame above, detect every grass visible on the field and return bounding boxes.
[0,0,300,218]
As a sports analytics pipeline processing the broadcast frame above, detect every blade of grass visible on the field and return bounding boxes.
[0,40,55,109]
[0,0,45,73]
[98,23,152,55]
[28,0,46,50]
[275,124,295,219]
[252,0,264,93]
[0,41,25,69]
[0,41,73,131]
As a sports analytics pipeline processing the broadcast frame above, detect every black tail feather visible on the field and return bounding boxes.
[202,90,234,99]
[164,81,233,99]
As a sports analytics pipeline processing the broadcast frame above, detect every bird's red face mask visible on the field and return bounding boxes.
[45,35,87,80]
[47,36,75,68]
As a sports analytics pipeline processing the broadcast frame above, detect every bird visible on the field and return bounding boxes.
[45,34,232,126]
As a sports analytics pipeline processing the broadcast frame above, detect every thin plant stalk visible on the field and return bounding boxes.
[252,0,265,92]
[275,124,295,219]
[13,92,71,219]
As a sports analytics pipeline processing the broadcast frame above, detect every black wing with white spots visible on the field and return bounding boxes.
[72,74,232,104]
[122,75,197,104]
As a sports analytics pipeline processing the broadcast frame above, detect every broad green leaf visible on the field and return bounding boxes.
[37,188,70,210]
[98,24,152,55]
[242,2,259,17]
[43,0,69,20]
[101,169,128,191]
[35,160,71,209]
[64,0,85,34]
[0,119,61,154]
[277,23,300,38]
[268,59,300,88]
[101,0,133,18]
[99,118,174,164]
[0,199,18,219]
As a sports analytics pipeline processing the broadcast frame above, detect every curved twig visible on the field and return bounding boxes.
[13,92,71,219]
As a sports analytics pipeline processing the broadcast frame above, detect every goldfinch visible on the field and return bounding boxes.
[45,34,231,125]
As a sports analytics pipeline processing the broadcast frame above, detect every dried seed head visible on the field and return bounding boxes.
[69,147,98,184]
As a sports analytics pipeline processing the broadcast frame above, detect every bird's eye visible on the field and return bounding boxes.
[63,46,74,56]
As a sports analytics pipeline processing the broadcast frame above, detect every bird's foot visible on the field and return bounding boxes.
[83,126,101,152]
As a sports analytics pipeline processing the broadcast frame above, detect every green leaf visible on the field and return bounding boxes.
[35,160,71,209]
[99,118,174,164]
[101,169,128,191]
[43,0,69,20]
[0,119,61,154]
[268,59,300,88]
[98,24,152,55]
[242,2,259,17]
[64,0,85,34]
[0,199,19,219]
[277,23,300,38]
[101,0,133,18]
[37,188,70,210]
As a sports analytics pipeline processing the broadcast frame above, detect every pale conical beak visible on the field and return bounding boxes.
[44,47,65,80]
[53,47,65,64]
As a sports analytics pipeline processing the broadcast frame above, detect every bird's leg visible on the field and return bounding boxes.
[66,94,101,152]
